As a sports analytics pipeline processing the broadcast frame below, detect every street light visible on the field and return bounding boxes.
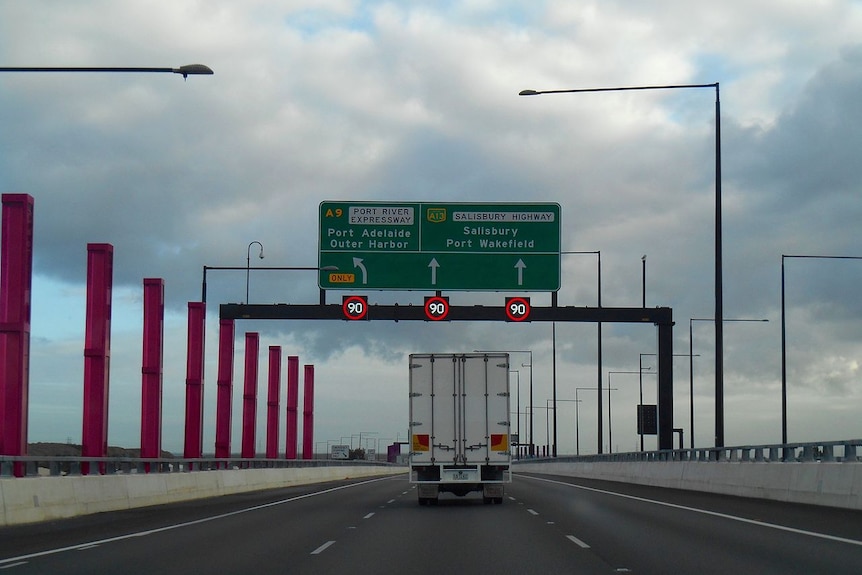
[574,387,613,456]
[689,317,769,448]
[639,353,697,451]
[781,255,862,444]
[521,82,724,445]
[246,241,265,303]
[509,370,521,458]
[560,250,602,454]
[475,349,532,455]
[607,370,651,454]
[0,64,214,79]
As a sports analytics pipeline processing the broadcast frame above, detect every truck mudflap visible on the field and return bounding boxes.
[482,483,505,505]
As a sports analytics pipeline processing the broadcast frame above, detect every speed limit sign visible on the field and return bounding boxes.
[424,296,450,321]
[342,295,368,320]
[504,296,531,322]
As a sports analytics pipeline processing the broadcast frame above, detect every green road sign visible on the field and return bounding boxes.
[318,201,561,291]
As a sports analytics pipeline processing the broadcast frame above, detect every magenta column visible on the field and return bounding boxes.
[0,194,34,477]
[265,346,281,459]
[302,364,314,460]
[183,302,206,459]
[82,243,113,475]
[285,356,299,459]
[214,319,235,459]
[241,332,259,459]
[140,278,164,467]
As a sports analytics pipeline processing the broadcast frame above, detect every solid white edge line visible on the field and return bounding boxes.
[0,562,27,570]
[566,535,591,548]
[517,473,862,547]
[311,541,336,555]
[0,475,399,566]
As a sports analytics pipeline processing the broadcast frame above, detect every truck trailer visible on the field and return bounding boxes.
[409,353,512,505]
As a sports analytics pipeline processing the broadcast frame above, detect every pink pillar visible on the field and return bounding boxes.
[302,364,314,460]
[285,356,299,459]
[214,319,235,459]
[82,243,113,475]
[140,278,164,466]
[265,346,281,459]
[0,194,34,477]
[183,302,206,459]
[241,332,260,459]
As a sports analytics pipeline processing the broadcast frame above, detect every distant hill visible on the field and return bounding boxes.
[27,443,174,458]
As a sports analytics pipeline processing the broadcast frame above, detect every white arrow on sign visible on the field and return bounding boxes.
[428,258,440,285]
[353,257,368,284]
[515,259,527,286]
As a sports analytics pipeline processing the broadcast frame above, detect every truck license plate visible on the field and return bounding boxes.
[443,469,478,482]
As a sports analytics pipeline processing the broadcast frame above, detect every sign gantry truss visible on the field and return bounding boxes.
[219,302,675,450]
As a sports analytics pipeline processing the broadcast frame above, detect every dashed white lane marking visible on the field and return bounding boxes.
[566,535,590,548]
[363,512,375,519]
[387,499,396,504]
[521,474,862,548]
[527,509,539,515]
[311,541,336,555]
[0,476,398,567]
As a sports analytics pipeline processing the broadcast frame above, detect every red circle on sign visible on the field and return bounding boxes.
[342,295,368,320]
[505,297,531,322]
[424,296,450,321]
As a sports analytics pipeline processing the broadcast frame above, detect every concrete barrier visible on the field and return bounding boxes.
[0,466,405,527]
[514,461,862,510]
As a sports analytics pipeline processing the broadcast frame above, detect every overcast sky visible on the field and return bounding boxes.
[2,0,861,455]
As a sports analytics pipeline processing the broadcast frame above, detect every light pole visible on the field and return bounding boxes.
[521,82,723,445]
[642,255,647,308]
[560,250,602,453]
[607,371,648,454]
[0,64,213,78]
[475,349,532,455]
[574,386,614,456]
[509,370,521,458]
[246,241,265,303]
[689,317,769,448]
[781,255,862,444]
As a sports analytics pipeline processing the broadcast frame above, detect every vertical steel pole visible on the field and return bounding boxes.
[183,302,206,460]
[266,346,281,459]
[302,364,315,460]
[241,332,260,459]
[285,356,299,459]
[0,194,34,477]
[140,278,164,468]
[214,319,235,459]
[82,243,113,475]
[714,83,725,448]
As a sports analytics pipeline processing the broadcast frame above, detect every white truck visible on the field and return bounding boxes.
[409,353,512,505]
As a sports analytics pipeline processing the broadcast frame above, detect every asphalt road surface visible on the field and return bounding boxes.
[1,472,861,574]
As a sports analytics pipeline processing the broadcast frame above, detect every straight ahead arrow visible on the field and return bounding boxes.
[428,258,440,285]
[515,259,527,286]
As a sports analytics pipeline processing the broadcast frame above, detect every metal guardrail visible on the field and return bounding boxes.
[0,456,398,478]
[514,439,862,464]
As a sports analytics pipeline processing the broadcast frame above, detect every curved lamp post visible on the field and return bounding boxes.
[246,241,265,303]
[521,82,724,445]
[0,64,213,79]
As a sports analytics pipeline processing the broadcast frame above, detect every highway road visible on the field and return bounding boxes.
[1,471,861,574]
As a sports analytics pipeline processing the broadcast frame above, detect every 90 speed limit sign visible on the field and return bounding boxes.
[342,295,368,320]
[424,296,450,321]
[505,296,531,322]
